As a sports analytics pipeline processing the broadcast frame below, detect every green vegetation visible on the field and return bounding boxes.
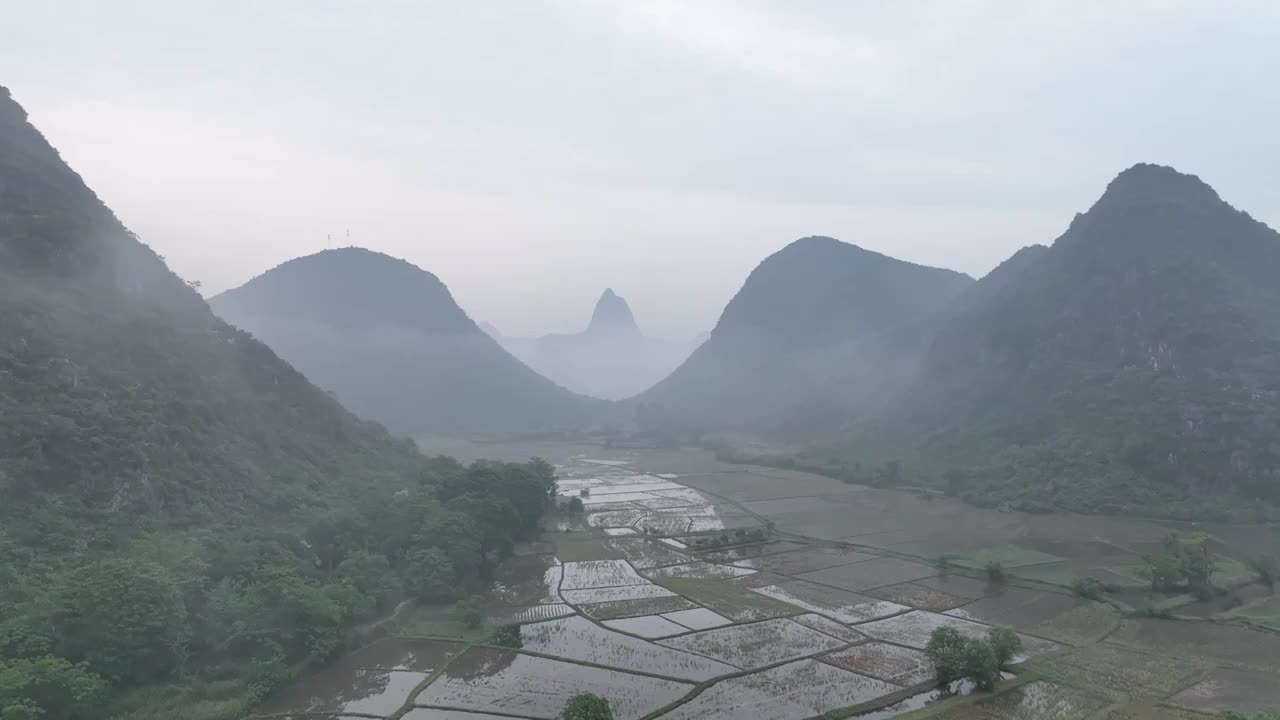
[985,561,1007,584]
[561,692,614,720]
[925,625,1022,693]
[684,528,768,550]
[1141,533,1216,598]
[1071,576,1107,600]
[489,624,523,649]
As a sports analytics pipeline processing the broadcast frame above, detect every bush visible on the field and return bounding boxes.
[456,595,485,630]
[1071,576,1106,600]
[567,497,585,514]
[985,561,1007,584]
[489,624,522,649]
[561,692,613,720]
[986,626,1022,667]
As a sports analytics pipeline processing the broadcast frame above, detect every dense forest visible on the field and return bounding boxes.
[0,86,557,719]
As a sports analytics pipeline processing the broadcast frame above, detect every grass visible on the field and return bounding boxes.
[650,576,799,621]
[544,529,623,562]
[951,544,1065,570]
[386,603,491,642]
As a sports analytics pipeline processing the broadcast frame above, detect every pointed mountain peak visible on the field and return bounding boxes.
[586,288,640,336]
[1096,163,1222,209]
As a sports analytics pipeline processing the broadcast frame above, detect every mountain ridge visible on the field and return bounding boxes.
[211,248,608,435]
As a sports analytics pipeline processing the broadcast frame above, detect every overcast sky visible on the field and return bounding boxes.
[4,1,1278,339]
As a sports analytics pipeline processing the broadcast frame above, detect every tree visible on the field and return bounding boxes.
[406,547,456,602]
[985,561,1007,584]
[1071,576,1106,600]
[456,595,485,630]
[561,692,613,720]
[567,497,585,514]
[52,559,190,685]
[961,638,1001,691]
[0,656,105,720]
[986,626,1023,668]
[924,627,968,687]
[337,550,401,616]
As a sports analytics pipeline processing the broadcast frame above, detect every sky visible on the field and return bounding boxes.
[3,1,1278,340]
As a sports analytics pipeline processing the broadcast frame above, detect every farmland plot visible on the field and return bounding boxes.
[417,647,692,720]
[652,576,799,622]
[655,659,900,720]
[1168,668,1280,714]
[644,561,757,581]
[520,616,736,680]
[606,538,691,569]
[789,613,868,643]
[735,546,877,575]
[562,583,677,604]
[602,615,691,639]
[660,607,732,631]
[865,581,972,611]
[796,556,937,592]
[976,680,1107,720]
[944,586,1083,629]
[561,560,647,589]
[657,618,846,669]
[752,581,908,623]
[485,603,574,625]
[820,642,933,685]
[587,509,649,528]
[858,611,996,649]
[578,595,698,621]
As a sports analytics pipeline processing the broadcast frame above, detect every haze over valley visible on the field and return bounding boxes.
[3,4,1280,720]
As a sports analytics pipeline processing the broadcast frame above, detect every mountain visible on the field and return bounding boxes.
[490,289,699,400]
[833,164,1280,517]
[211,248,607,434]
[0,85,450,714]
[0,88,427,532]
[635,236,974,433]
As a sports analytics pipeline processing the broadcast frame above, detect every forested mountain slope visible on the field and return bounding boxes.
[635,236,974,434]
[0,86,556,719]
[831,165,1280,517]
[212,248,609,435]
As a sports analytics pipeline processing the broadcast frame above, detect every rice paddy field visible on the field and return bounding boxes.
[250,443,1280,720]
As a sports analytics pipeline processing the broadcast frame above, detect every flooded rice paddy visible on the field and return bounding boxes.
[253,445,1280,720]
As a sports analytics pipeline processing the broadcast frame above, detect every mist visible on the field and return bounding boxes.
[6,1,1279,341]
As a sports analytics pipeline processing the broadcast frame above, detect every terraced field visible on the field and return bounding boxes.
[252,445,1280,720]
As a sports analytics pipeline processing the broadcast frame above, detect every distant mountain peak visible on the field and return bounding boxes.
[586,288,640,336]
[1096,163,1222,209]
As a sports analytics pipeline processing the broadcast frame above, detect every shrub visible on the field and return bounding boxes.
[489,624,522,649]
[987,626,1022,667]
[985,561,1007,584]
[1071,576,1106,600]
[561,692,613,720]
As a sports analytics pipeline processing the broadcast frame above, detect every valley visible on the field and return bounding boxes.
[252,442,1280,720]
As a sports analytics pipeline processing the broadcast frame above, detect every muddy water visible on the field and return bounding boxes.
[256,639,463,716]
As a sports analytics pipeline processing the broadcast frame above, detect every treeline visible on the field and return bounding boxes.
[0,456,556,720]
